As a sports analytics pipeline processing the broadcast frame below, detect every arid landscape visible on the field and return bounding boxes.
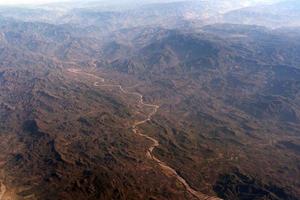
[0,0,299,200]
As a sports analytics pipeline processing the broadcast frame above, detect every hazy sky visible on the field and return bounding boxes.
[0,0,282,5]
[0,0,71,5]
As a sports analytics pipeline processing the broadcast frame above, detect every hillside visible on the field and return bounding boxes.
[0,1,299,200]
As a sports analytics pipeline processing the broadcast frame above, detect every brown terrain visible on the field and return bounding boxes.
[68,67,220,200]
[0,1,300,200]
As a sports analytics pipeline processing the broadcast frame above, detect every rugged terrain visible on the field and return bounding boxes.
[0,0,299,200]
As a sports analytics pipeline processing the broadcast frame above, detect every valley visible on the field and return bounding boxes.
[0,0,299,199]
[67,68,221,200]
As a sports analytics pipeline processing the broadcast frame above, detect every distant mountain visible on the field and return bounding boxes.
[1,0,296,29]
[222,0,300,27]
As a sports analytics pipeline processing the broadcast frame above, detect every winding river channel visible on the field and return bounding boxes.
[68,68,221,200]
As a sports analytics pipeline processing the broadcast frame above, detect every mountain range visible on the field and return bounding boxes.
[0,0,299,200]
